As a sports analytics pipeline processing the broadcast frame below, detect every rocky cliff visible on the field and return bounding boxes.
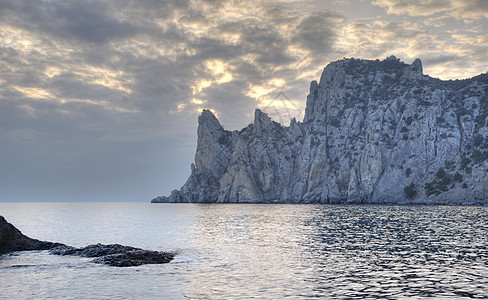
[153,56,488,204]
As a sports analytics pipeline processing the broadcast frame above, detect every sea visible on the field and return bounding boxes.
[0,202,487,299]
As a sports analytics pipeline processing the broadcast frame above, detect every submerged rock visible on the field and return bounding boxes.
[0,216,174,267]
[153,56,488,205]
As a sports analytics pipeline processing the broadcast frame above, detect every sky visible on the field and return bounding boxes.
[1,0,488,202]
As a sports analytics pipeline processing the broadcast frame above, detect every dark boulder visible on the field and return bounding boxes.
[91,249,174,267]
[0,216,63,254]
[51,243,174,267]
[1,216,174,267]
[50,243,139,257]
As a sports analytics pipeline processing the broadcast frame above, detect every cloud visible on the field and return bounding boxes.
[179,13,209,28]
[372,0,450,17]
[373,0,488,19]
[0,0,140,45]
[451,0,488,19]
[337,20,426,59]
[335,17,488,79]
[292,12,343,58]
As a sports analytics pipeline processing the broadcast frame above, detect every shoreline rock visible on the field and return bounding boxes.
[0,216,63,254]
[0,216,174,267]
[50,243,174,267]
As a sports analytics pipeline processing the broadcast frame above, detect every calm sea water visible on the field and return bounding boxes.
[0,203,487,299]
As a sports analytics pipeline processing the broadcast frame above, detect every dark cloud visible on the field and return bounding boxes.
[292,12,342,55]
[0,0,139,44]
[423,55,462,66]
[223,20,294,67]
[260,3,301,26]
[189,37,242,61]
[451,0,488,19]
[200,81,257,128]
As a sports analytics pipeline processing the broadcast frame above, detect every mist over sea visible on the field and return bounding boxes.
[0,202,487,299]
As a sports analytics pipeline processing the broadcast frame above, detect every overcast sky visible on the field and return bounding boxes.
[1,0,487,202]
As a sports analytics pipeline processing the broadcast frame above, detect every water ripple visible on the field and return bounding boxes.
[0,203,486,299]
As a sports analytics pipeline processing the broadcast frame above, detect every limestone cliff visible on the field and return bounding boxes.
[153,56,488,204]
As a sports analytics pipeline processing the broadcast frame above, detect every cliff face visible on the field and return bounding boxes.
[153,56,488,204]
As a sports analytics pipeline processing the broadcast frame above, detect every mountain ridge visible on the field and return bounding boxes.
[153,56,488,204]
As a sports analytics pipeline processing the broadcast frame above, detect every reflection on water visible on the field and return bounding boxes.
[0,203,487,299]
[188,205,488,299]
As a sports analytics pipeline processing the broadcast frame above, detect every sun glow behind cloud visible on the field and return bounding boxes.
[14,86,54,100]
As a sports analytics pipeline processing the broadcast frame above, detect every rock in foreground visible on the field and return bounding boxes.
[0,216,62,254]
[92,248,173,267]
[0,216,174,267]
[50,243,174,267]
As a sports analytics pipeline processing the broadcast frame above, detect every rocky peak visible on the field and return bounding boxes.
[253,109,273,135]
[304,81,319,123]
[198,109,223,134]
[195,109,231,175]
[309,80,319,97]
[411,58,422,73]
[403,58,423,80]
